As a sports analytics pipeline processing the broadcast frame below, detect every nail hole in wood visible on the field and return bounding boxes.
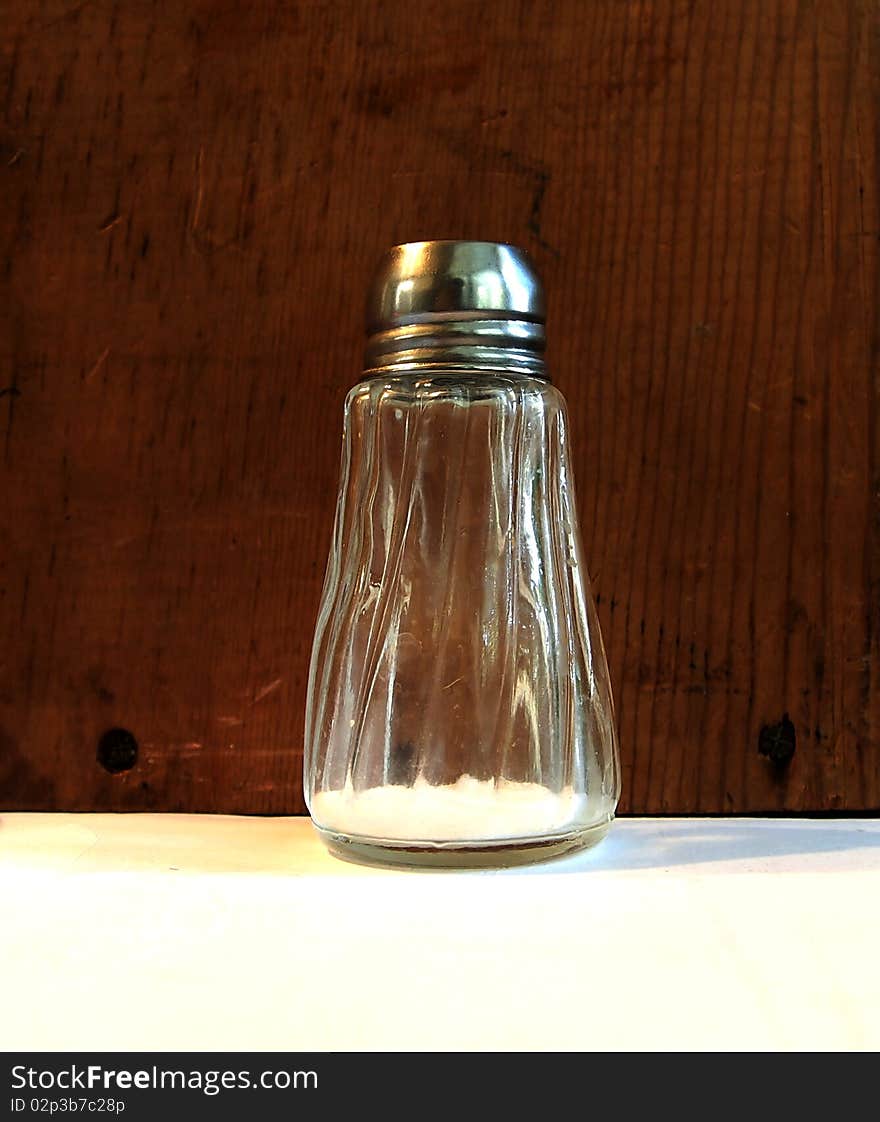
[758,715,796,767]
[97,727,138,774]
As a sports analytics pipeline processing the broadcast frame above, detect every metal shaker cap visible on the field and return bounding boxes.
[364,241,547,376]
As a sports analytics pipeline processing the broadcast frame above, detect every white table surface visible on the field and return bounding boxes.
[2,813,879,1051]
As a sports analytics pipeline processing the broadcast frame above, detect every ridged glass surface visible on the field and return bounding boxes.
[305,372,619,856]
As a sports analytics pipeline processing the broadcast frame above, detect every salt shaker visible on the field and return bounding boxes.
[305,241,620,866]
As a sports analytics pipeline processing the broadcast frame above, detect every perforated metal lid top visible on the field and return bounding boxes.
[364,241,546,376]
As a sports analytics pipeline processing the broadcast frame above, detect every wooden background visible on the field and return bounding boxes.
[2,0,878,815]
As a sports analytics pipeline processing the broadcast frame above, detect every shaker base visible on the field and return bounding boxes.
[315,817,613,869]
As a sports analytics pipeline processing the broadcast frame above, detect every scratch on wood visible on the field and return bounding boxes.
[253,677,283,705]
[191,145,204,235]
[527,170,557,255]
[39,2,90,32]
[3,373,20,454]
[480,108,508,127]
[84,346,110,382]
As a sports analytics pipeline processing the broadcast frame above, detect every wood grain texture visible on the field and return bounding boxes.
[1,0,878,814]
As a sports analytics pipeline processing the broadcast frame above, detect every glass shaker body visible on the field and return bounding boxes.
[305,368,620,866]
